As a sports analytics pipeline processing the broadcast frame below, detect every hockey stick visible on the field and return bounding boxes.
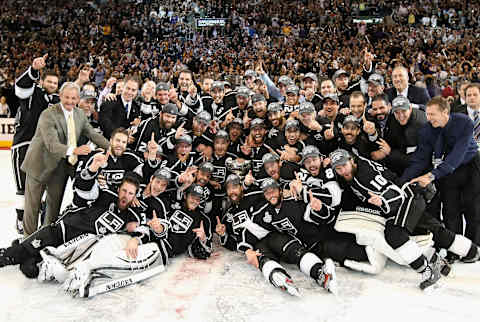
[86,264,166,298]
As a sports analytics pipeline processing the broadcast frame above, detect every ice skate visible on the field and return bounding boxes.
[271,271,301,297]
[317,259,337,294]
[63,262,91,297]
[419,254,442,291]
[0,248,14,267]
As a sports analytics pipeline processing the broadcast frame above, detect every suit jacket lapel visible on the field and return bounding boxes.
[55,104,68,141]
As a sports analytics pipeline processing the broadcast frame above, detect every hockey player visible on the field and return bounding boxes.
[217,174,334,296]
[11,54,60,234]
[0,167,143,279]
[137,80,159,119]
[238,118,275,175]
[330,149,480,289]
[282,85,301,118]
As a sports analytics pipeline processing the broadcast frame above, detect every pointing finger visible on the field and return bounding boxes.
[216,216,221,225]
[309,190,313,201]
[200,220,204,230]
[152,210,157,219]
[43,53,48,61]
[151,132,155,142]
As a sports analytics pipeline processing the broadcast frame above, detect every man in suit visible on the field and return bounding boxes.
[98,76,141,139]
[456,83,480,146]
[385,66,431,110]
[450,79,470,112]
[21,82,110,236]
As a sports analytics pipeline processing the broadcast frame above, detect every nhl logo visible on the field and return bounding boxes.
[31,239,42,249]
[263,212,272,223]
[99,227,107,234]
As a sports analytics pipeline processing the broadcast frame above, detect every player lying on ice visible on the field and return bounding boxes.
[0,150,212,297]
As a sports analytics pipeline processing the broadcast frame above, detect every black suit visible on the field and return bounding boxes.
[385,85,431,110]
[451,103,468,115]
[99,96,140,139]
[450,98,464,113]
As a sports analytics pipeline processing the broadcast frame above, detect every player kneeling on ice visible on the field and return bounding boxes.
[330,149,480,290]
[218,174,336,296]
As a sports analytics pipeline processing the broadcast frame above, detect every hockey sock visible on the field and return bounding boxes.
[299,252,323,280]
[448,235,472,258]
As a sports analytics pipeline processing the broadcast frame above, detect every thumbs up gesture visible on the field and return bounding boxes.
[289,172,303,200]
[244,170,255,186]
[215,216,226,237]
[148,210,164,233]
[32,53,48,70]
[309,190,323,211]
[193,220,206,242]
[147,132,158,159]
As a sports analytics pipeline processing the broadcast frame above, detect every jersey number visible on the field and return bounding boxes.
[369,175,388,190]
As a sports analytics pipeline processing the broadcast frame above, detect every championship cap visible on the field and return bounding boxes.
[176,134,192,145]
[199,161,214,174]
[299,102,315,114]
[162,103,179,115]
[251,94,266,104]
[262,153,279,165]
[342,115,361,127]
[278,75,293,86]
[194,111,212,124]
[329,149,352,168]
[332,69,350,82]
[303,72,318,82]
[236,86,251,98]
[268,102,283,113]
[211,81,224,91]
[323,93,339,103]
[285,119,300,131]
[153,168,171,181]
[261,178,280,192]
[301,145,321,164]
[215,129,230,141]
[392,96,411,111]
[286,84,299,95]
[225,174,242,187]
[156,82,170,92]
[244,69,257,78]
[367,73,384,86]
[80,89,96,100]
[187,183,204,198]
[250,118,265,129]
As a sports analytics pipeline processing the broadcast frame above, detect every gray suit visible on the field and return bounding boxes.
[21,103,109,235]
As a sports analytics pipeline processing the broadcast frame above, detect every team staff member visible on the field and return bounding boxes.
[402,97,480,245]
[21,82,110,236]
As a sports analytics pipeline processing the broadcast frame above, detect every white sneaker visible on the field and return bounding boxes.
[317,259,337,294]
[38,248,68,283]
[63,262,91,297]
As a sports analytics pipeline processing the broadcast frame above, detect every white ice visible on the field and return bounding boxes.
[0,150,478,322]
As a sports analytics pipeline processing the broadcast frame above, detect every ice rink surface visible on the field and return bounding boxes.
[0,150,478,322]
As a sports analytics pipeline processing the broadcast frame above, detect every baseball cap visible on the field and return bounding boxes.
[286,84,299,95]
[299,102,315,114]
[244,69,257,78]
[261,178,280,192]
[236,86,251,98]
[329,149,352,168]
[187,183,204,198]
[251,94,266,104]
[278,75,293,86]
[332,69,350,82]
[323,93,339,103]
[301,145,321,164]
[229,117,244,128]
[342,115,361,127]
[268,102,283,113]
[392,96,411,111]
[211,81,224,91]
[215,130,230,141]
[153,168,171,181]
[367,73,384,86]
[156,82,170,92]
[80,89,96,100]
[250,118,265,129]
[199,161,214,174]
[176,134,193,145]
[285,119,300,131]
[225,174,242,187]
[194,111,212,124]
[303,72,318,82]
[162,103,179,115]
[262,153,279,165]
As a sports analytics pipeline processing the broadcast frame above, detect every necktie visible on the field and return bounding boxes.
[125,102,130,117]
[474,110,480,144]
[67,113,77,165]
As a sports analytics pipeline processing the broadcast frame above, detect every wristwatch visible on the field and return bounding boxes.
[427,172,435,181]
